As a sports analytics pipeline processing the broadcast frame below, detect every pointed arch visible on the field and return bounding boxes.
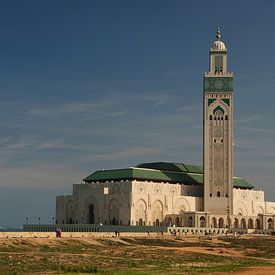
[83,195,99,224]
[213,105,224,115]
[234,201,248,216]
[135,199,147,226]
[108,199,119,225]
[255,206,264,215]
[66,200,75,224]
[174,198,191,214]
[152,200,163,226]
[248,219,254,229]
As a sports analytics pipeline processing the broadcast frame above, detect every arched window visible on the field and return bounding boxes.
[214,110,224,126]
[209,115,213,120]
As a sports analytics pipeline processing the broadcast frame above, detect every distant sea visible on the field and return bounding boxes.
[0,227,23,232]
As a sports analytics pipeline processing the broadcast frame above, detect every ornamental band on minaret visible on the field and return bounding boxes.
[203,28,234,215]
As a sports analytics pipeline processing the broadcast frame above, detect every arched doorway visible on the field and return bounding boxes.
[167,217,172,226]
[175,217,180,227]
[188,216,193,227]
[139,218,143,226]
[66,201,75,224]
[240,218,246,229]
[255,219,261,229]
[234,218,239,228]
[248,219,253,229]
[152,200,163,226]
[218,218,224,228]
[89,204,95,224]
[200,216,206,227]
[109,199,119,225]
[268,218,273,230]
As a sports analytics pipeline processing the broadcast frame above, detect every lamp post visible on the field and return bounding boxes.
[26,217,29,225]
[38,217,41,224]
[52,217,55,224]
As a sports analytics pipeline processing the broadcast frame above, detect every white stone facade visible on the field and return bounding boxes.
[56,179,275,230]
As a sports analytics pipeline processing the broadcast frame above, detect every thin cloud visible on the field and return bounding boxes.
[83,146,163,162]
[79,111,128,123]
[238,127,275,135]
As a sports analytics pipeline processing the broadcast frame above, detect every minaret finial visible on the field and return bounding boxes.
[216,26,221,40]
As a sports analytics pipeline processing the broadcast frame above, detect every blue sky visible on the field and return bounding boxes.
[0,0,275,227]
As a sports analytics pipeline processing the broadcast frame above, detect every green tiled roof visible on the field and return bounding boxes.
[233,177,253,189]
[135,162,204,174]
[83,162,254,189]
[84,168,198,185]
[136,162,188,173]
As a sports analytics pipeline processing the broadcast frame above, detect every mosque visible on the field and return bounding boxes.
[56,30,275,231]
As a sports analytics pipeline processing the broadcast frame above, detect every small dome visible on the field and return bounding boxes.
[212,27,226,50]
[212,40,226,50]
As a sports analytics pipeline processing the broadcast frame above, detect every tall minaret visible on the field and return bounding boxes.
[203,28,233,215]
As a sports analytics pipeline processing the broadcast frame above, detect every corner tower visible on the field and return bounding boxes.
[203,29,233,215]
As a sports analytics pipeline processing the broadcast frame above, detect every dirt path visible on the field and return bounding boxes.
[233,265,275,274]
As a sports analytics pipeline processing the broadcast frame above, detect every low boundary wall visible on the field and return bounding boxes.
[23,224,166,233]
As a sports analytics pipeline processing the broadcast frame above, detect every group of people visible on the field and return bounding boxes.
[55,227,62,237]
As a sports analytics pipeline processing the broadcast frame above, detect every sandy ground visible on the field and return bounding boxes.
[233,266,275,275]
[0,235,274,274]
